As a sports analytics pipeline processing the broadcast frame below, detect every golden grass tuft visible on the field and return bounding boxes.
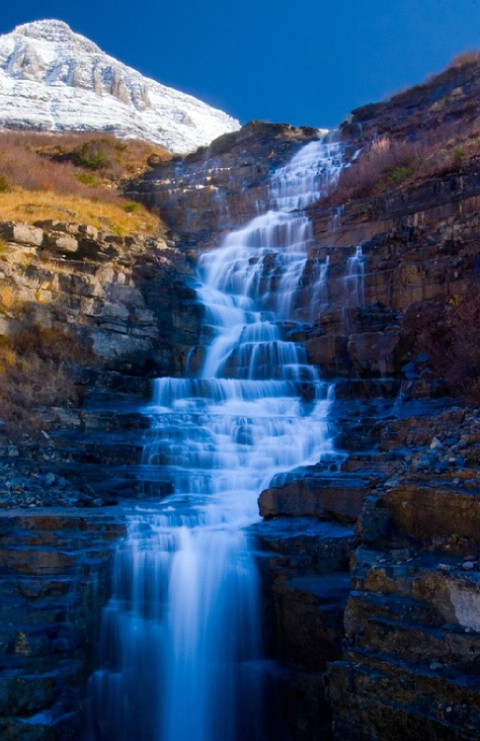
[0,284,18,313]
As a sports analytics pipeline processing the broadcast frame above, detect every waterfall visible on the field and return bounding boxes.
[89,136,344,741]
[344,245,365,307]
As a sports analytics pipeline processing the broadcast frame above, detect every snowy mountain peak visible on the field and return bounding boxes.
[0,19,240,153]
[14,19,99,50]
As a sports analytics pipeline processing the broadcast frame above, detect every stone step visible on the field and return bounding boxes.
[345,587,445,628]
[50,428,146,465]
[0,705,83,741]
[349,613,480,672]
[78,409,150,432]
[259,472,374,523]
[385,483,480,546]
[339,451,403,474]
[0,663,85,717]
[253,517,355,578]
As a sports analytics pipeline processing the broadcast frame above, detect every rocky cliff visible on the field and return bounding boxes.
[128,120,323,247]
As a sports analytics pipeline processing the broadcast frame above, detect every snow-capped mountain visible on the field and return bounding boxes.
[0,19,240,153]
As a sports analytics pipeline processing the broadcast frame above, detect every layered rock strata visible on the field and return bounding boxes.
[0,509,125,740]
[0,219,201,380]
[326,407,480,740]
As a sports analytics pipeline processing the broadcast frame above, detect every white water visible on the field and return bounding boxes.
[89,137,344,741]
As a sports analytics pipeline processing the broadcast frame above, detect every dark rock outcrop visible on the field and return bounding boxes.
[326,410,480,740]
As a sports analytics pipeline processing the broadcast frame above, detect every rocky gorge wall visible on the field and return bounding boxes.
[0,510,125,741]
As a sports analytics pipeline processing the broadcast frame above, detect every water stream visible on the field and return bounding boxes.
[89,136,344,741]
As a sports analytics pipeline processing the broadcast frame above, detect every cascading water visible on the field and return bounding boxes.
[89,136,344,741]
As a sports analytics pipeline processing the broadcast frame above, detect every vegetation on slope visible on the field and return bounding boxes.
[0,131,170,234]
[327,119,480,205]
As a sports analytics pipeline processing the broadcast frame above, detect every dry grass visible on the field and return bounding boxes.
[447,50,480,69]
[0,131,169,234]
[0,188,159,234]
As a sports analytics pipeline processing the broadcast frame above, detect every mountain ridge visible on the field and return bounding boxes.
[0,19,240,153]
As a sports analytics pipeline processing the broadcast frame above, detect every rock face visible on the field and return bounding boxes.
[253,518,355,741]
[326,412,480,740]
[0,219,201,379]
[0,20,240,153]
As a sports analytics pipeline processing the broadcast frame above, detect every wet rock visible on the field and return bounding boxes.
[129,121,320,247]
[258,474,370,523]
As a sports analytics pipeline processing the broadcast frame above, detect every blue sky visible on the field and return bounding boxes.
[2,0,480,128]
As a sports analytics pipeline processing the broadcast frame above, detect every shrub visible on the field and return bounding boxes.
[124,201,140,213]
[73,139,111,170]
[325,115,480,207]
[0,326,95,438]
[448,50,480,69]
[326,136,419,202]
[388,165,415,184]
[0,174,12,192]
[75,172,98,186]
[0,130,170,205]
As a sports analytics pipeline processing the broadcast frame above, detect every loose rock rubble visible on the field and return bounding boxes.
[0,461,104,508]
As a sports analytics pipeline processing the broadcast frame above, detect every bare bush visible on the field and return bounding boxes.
[326,116,480,205]
[0,131,169,201]
[448,50,480,69]
[0,326,96,438]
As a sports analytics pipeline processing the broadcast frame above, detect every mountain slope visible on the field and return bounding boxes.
[0,19,240,153]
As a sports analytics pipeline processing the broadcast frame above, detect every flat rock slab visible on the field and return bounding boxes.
[258,474,372,522]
